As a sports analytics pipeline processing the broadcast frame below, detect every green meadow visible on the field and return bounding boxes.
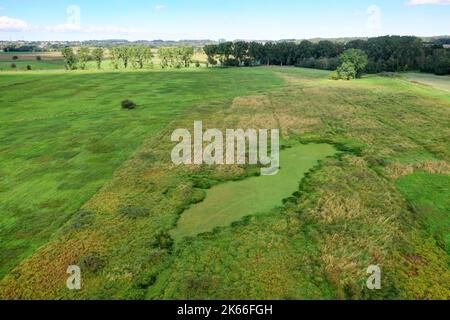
[0,68,283,278]
[0,59,65,71]
[0,67,449,300]
[402,72,450,92]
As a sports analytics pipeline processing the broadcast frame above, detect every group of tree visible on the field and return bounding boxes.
[61,47,103,70]
[61,46,154,70]
[110,46,154,69]
[203,36,450,75]
[157,46,195,68]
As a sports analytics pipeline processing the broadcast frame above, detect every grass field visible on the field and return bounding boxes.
[0,66,449,300]
[0,52,65,71]
[397,173,450,254]
[402,72,450,92]
[0,59,65,71]
[0,68,283,278]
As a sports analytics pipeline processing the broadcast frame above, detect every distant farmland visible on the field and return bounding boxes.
[0,52,64,71]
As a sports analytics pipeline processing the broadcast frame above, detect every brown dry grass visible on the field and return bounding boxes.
[385,160,450,180]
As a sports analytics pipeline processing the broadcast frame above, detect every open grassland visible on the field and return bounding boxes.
[402,72,450,92]
[0,68,283,278]
[0,67,449,300]
[397,173,450,254]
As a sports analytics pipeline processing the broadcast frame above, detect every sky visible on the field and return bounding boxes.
[0,0,449,41]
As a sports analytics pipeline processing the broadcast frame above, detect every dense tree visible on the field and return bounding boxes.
[421,49,450,75]
[316,40,342,58]
[201,36,448,75]
[248,42,265,65]
[203,45,219,66]
[232,41,249,66]
[347,36,423,73]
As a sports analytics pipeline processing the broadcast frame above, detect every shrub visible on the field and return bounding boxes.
[119,206,149,219]
[329,70,339,80]
[11,63,17,69]
[66,210,95,231]
[338,49,368,78]
[195,60,201,68]
[121,99,137,109]
[134,272,157,289]
[36,55,42,61]
[151,230,174,251]
[79,254,106,273]
[12,56,18,60]
[335,62,357,80]
[26,64,32,70]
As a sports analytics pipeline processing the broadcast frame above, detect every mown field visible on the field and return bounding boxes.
[0,52,65,71]
[402,72,450,92]
[0,66,449,300]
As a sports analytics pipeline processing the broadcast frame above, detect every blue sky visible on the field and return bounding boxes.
[0,0,449,41]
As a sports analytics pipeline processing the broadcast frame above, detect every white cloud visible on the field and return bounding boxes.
[155,5,166,10]
[0,16,29,31]
[406,0,450,5]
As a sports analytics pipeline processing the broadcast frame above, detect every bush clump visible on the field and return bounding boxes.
[331,49,368,80]
[12,56,18,60]
[121,99,137,109]
[151,230,174,251]
[119,206,150,219]
[66,210,95,231]
[26,65,32,70]
[79,254,106,273]
[11,63,17,69]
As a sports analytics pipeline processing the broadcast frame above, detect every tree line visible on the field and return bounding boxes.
[61,46,196,70]
[61,46,155,70]
[203,36,450,75]
[157,46,196,68]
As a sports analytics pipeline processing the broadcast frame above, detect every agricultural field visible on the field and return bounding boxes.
[0,52,65,71]
[0,66,449,300]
